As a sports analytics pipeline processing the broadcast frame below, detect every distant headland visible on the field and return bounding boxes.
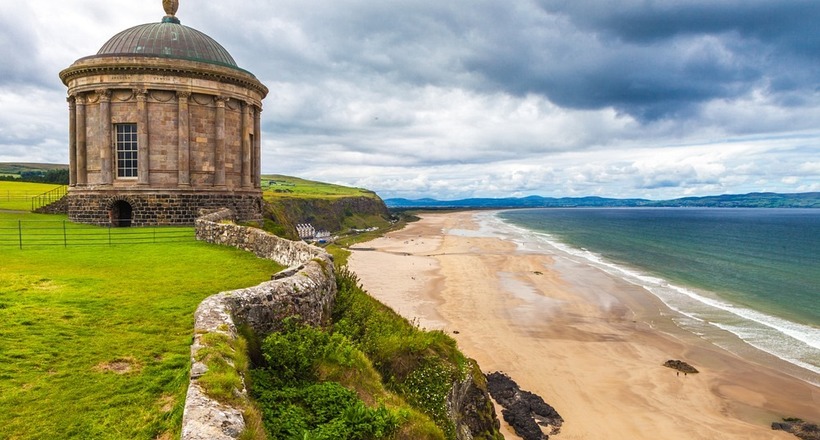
[386,191,819,209]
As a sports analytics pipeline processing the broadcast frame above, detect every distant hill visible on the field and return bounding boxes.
[0,162,69,184]
[385,192,819,209]
[0,162,68,177]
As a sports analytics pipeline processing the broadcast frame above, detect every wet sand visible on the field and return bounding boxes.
[348,211,820,440]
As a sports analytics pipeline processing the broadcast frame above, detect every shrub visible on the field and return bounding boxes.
[332,267,465,438]
[252,320,402,439]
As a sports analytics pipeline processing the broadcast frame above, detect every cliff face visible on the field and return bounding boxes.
[264,195,391,238]
[448,361,503,439]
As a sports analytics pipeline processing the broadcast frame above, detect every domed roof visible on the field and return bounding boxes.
[96,18,238,68]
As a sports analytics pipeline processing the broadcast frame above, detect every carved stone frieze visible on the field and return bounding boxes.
[191,93,214,106]
[150,90,176,103]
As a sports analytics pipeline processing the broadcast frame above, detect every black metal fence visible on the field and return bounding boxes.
[0,220,195,249]
[31,185,67,211]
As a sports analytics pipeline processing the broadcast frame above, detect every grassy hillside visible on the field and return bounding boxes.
[262,175,380,200]
[0,162,68,178]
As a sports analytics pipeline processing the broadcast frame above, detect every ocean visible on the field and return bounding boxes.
[492,208,820,385]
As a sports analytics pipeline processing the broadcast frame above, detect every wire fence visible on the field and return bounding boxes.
[0,185,67,211]
[0,220,195,249]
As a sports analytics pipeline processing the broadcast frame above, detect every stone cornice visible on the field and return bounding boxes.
[60,55,268,99]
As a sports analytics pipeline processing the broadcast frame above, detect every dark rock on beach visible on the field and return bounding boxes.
[663,359,699,374]
[772,419,820,440]
[486,371,563,440]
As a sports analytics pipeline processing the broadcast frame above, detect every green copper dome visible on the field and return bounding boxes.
[96,20,238,68]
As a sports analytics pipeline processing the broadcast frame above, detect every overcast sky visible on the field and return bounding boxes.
[1,0,818,199]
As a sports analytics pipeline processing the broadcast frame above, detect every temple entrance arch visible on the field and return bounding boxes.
[111,200,133,227]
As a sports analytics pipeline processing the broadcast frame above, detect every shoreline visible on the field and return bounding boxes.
[348,211,820,439]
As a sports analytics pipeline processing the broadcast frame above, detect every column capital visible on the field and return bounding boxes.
[133,89,148,100]
[215,96,229,107]
[96,89,111,102]
[74,94,87,105]
[67,95,76,107]
[177,91,192,101]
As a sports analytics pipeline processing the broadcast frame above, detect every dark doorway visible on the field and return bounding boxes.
[111,200,133,227]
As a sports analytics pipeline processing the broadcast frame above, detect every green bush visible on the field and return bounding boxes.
[251,320,401,439]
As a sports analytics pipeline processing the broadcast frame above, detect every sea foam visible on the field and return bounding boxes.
[481,211,820,384]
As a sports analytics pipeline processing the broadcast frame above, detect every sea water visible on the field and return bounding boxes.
[491,208,820,384]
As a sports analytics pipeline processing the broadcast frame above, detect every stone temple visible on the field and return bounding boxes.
[59,0,268,226]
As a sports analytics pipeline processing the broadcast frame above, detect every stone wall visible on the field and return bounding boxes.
[67,190,263,226]
[33,196,69,215]
[182,208,336,440]
[195,209,325,267]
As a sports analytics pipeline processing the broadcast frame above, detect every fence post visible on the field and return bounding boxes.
[18,220,22,250]
[108,224,112,246]
[63,221,67,248]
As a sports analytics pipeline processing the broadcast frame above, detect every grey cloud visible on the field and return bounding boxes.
[0,13,49,86]
[1,0,817,199]
[458,0,820,120]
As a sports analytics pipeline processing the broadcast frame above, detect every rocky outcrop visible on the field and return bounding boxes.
[486,372,563,440]
[663,359,699,374]
[183,208,336,440]
[447,361,503,439]
[773,420,820,440]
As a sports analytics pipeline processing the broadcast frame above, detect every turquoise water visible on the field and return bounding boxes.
[497,208,820,381]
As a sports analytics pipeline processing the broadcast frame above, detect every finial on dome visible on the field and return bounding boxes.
[162,0,181,24]
[163,0,179,16]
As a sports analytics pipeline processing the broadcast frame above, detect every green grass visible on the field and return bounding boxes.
[0,213,193,248]
[0,181,65,211]
[0,212,284,439]
[262,175,379,200]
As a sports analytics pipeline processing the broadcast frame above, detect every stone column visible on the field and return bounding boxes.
[241,102,252,188]
[136,89,150,185]
[254,105,262,188]
[98,89,112,185]
[214,97,227,187]
[76,94,87,186]
[68,96,77,187]
[177,91,191,186]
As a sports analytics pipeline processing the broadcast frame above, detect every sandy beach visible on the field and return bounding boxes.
[348,211,820,440]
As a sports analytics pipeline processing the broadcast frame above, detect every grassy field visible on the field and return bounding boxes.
[0,212,284,439]
[0,181,65,211]
[0,213,193,249]
[262,174,379,200]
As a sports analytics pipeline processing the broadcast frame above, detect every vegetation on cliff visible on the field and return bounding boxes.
[248,267,502,439]
[260,175,392,240]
